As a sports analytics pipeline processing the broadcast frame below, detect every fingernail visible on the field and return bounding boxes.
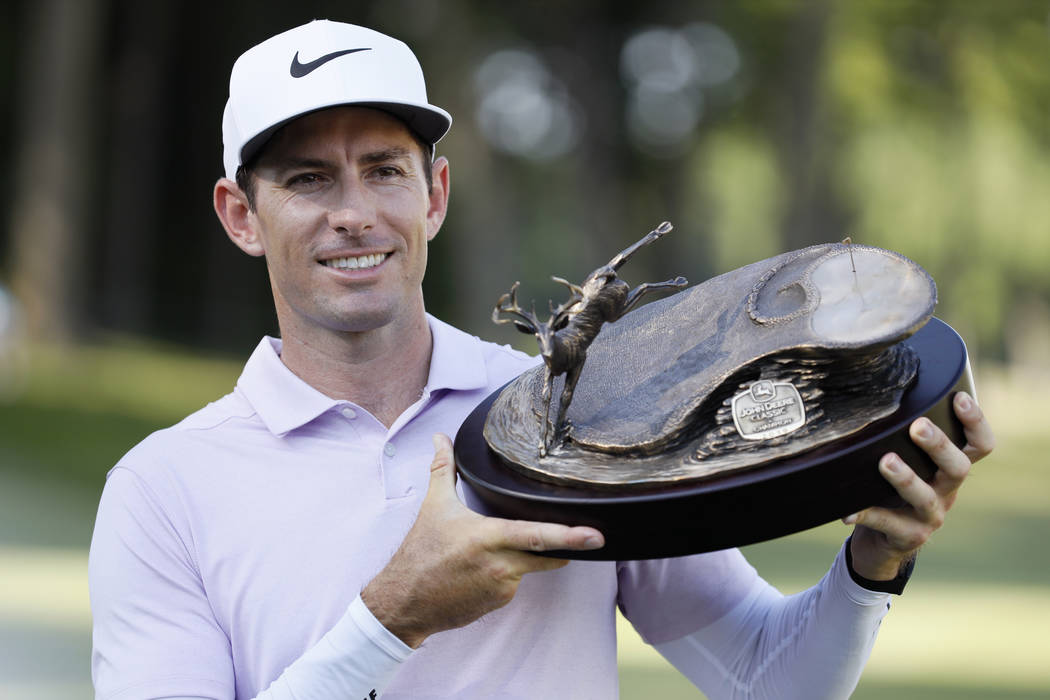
[956,393,972,412]
[916,419,932,440]
[881,454,901,473]
[584,535,604,549]
[842,513,859,525]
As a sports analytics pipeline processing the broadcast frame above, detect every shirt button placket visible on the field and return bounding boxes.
[380,441,410,499]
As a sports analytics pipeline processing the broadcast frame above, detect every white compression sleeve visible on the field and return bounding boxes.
[653,541,891,700]
[252,595,413,700]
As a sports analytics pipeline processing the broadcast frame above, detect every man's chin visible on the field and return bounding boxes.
[284,294,423,337]
[325,308,402,335]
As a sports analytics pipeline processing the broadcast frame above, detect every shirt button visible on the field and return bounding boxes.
[340,407,357,419]
[383,443,397,457]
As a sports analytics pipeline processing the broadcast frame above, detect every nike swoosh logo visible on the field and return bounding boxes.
[289,48,371,78]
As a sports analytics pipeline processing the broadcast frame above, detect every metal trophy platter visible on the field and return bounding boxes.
[454,223,973,560]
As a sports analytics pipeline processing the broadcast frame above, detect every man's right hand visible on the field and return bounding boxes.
[360,433,605,648]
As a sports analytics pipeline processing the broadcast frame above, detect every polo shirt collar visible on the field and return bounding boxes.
[238,314,489,437]
[425,313,489,394]
[237,337,339,437]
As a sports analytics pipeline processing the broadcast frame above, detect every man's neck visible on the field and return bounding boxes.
[277,312,434,428]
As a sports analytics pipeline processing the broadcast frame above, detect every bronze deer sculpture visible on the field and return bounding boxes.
[493,222,687,456]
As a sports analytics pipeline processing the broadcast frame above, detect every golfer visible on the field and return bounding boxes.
[89,20,994,700]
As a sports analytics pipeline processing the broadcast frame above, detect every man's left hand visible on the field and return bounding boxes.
[844,391,995,581]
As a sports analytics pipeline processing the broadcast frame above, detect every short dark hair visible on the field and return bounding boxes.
[235,122,435,212]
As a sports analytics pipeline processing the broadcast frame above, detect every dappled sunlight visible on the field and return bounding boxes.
[0,546,90,630]
[865,585,1050,690]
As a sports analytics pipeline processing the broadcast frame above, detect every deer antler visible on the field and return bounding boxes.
[550,276,585,299]
[546,274,588,327]
[493,281,543,334]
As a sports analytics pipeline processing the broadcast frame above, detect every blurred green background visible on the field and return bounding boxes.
[1,0,1048,697]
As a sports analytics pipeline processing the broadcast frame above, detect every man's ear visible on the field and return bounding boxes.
[214,178,265,257]
[425,156,451,242]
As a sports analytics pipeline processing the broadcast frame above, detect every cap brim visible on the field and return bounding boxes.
[239,101,452,168]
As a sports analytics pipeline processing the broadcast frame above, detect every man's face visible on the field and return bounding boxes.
[242,106,448,338]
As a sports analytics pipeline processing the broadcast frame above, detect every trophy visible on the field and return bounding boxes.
[454,223,972,560]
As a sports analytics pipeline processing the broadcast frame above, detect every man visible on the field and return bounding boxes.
[89,20,994,700]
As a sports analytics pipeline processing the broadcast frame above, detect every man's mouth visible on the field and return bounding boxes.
[321,253,389,270]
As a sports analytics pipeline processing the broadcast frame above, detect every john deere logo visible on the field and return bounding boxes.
[732,380,806,441]
[750,380,776,402]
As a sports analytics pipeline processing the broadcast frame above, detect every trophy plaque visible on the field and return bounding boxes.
[454,223,973,560]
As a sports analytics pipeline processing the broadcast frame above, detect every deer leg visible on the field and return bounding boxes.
[551,362,583,447]
[622,276,688,314]
[540,365,553,457]
[607,222,674,271]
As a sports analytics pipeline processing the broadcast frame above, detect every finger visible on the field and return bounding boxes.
[500,549,573,575]
[424,433,459,501]
[848,505,933,553]
[877,453,944,526]
[909,418,971,495]
[952,392,995,463]
[495,518,605,553]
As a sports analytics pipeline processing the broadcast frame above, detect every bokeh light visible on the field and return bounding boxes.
[473,49,581,160]
[620,23,740,154]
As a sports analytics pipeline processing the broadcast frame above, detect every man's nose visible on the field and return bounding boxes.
[326,181,376,235]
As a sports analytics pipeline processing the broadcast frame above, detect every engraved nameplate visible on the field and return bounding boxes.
[731,380,806,441]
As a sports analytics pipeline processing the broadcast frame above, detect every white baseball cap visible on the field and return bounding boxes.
[221,20,452,179]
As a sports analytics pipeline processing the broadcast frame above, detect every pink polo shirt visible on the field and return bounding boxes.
[89,315,886,699]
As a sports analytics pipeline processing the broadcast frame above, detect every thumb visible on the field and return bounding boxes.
[426,433,457,497]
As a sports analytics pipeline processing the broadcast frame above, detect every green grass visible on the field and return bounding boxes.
[0,338,242,487]
[1,340,1047,698]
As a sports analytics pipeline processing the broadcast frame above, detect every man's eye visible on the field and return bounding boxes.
[373,165,405,178]
[287,173,323,187]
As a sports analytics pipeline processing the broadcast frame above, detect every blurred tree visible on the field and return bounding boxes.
[97,0,177,334]
[7,0,105,342]
[0,0,1046,360]
[772,0,852,250]
[823,0,1050,357]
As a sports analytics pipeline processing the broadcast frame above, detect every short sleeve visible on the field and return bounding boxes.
[89,467,234,700]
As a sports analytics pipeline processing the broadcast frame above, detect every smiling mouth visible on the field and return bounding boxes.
[321,253,389,270]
